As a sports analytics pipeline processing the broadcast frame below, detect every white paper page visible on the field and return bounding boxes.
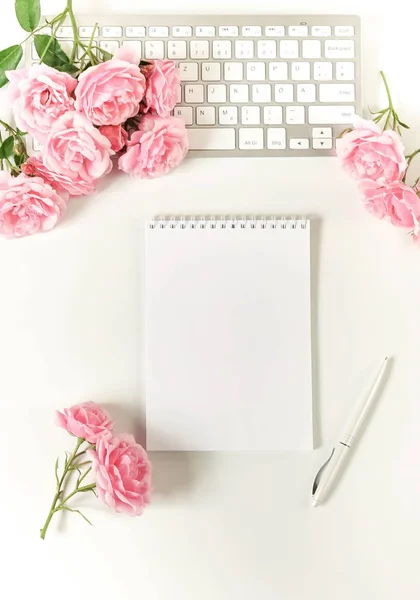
[145,220,313,451]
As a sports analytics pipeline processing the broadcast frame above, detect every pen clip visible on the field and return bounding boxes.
[312,448,335,495]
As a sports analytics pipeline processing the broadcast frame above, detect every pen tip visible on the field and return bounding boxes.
[312,499,319,508]
[384,356,388,361]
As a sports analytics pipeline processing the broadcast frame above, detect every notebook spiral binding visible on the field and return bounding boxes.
[149,216,308,230]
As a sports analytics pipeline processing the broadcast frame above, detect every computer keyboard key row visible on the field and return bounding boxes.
[30,14,360,156]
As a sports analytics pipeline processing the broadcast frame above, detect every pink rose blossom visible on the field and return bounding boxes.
[74,59,146,126]
[336,116,407,185]
[142,60,180,118]
[113,45,141,66]
[88,434,151,516]
[55,402,113,444]
[6,65,77,143]
[98,125,128,153]
[359,179,420,231]
[118,114,188,178]
[22,156,73,200]
[43,111,113,195]
[0,172,66,238]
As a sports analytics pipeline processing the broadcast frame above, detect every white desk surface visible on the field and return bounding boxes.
[1,1,420,598]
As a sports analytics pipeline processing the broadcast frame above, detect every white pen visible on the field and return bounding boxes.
[311,357,389,507]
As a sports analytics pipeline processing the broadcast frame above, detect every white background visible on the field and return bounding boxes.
[1,1,420,598]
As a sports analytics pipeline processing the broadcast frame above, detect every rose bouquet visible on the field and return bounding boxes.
[40,401,151,540]
[337,71,420,244]
[0,0,188,238]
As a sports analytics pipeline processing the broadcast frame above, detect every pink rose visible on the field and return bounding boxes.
[118,114,188,178]
[359,179,420,230]
[142,60,180,118]
[74,59,146,126]
[6,65,77,143]
[98,125,128,153]
[88,434,151,516]
[0,172,66,238]
[22,156,72,200]
[113,45,141,66]
[55,402,113,444]
[336,117,407,185]
[43,111,113,195]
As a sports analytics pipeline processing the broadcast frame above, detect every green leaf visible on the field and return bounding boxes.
[55,63,78,74]
[397,119,409,129]
[0,136,14,160]
[15,0,41,32]
[14,152,27,167]
[0,45,23,88]
[34,35,71,68]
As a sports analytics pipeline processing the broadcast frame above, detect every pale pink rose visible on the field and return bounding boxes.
[113,45,141,66]
[0,171,66,238]
[118,114,188,178]
[22,156,71,200]
[336,116,407,185]
[43,111,113,195]
[88,434,151,516]
[74,59,146,126]
[142,60,180,118]
[6,65,77,143]
[359,179,420,231]
[98,125,128,153]
[55,402,113,444]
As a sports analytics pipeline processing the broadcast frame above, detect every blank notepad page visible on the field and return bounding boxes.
[145,217,313,451]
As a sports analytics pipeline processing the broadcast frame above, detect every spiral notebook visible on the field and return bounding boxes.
[145,216,313,451]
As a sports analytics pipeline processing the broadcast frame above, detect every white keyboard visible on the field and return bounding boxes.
[31,14,361,157]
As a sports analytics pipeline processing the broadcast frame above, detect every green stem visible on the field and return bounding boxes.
[56,481,96,509]
[66,0,79,63]
[406,148,420,167]
[40,437,84,540]
[39,13,68,64]
[380,70,394,111]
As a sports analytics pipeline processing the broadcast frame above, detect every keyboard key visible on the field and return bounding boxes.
[252,84,271,103]
[79,26,97,38]
[145,41,164,59]
[179,62,199,81]
[267,128,286,149]
[149,26,169,37]
[264,106,283,125]
[247,62,266,81]
[235,40,254,59]
[100,40,120,54]
[230,84,249,103]
[172,26,192,37]
[242,26,262,36]
[196,26,215,37]
[265,26,285,37]
[224,62,243,81]
[241,106,260,125]
[102,26,122,37]
[202,62,221,81]
[207,84,227,103]
[274,84,293,102]
[313,138,333,149]
[126,26,145,37]
[176,85,181,103]
[33,139,42,151]
[185,84,204,103]
[297,83,316,102]
[168,40,187,59]
[290,138,309,149]
[188,128,236,150]
[197,106,216,125]
[302,40,321,58]
[212,40,232,59]
[174,107,193,125]
[288,26,308,36]
[291,62,310,80]
[56,26,73,38]
[279,40,299,58]
[219,26,239,37]
[313,61,333,80]
[257,40,277,58]
[308,105,356,124]
[311,25,331,36]
[219,106,238,125]
[319,83,355,102]
[325,40,354,59]
[335,26,354,36]
[269,62,288,81]
[336,61,355,81]
[286,106,305,124]
[312,127,332,138]
[239,128,264,150]
[190,40,210,58]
